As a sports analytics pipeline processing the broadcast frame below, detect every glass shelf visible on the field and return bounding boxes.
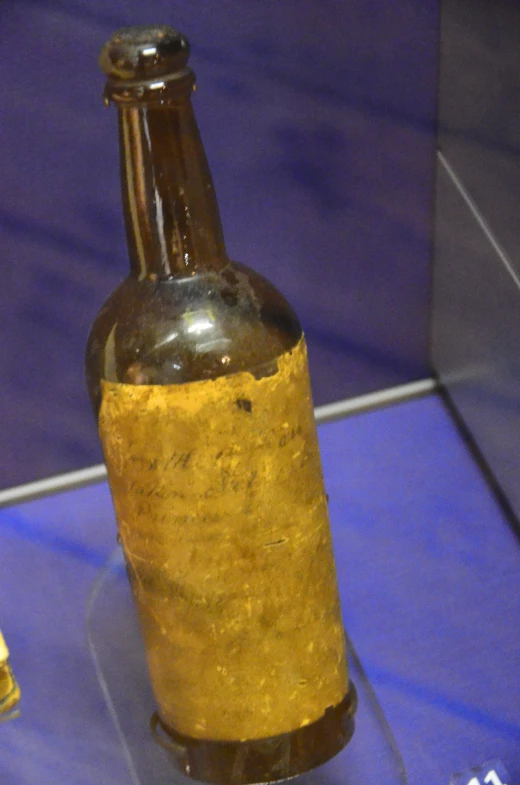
[87,548,407,785]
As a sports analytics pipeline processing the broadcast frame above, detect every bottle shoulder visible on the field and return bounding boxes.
[85,262,301,409]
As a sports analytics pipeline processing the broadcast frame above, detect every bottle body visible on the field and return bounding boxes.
[87,25,354,783]
[86,262,350,740]
[97,333,347,743]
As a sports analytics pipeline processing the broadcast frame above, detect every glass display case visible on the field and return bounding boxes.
[0,2,519,783]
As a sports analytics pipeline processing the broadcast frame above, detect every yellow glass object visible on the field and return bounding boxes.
[0,632,20,714]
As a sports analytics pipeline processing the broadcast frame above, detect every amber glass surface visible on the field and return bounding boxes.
[86,26,353,784]
[85,36,301,411]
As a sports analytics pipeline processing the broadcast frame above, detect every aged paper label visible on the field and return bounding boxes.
[99,337,347,741]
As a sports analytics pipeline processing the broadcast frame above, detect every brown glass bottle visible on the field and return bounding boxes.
[86,25,355,785]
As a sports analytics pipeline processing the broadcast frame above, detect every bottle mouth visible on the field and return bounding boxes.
[99,25,195,106]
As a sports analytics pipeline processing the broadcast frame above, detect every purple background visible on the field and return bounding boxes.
[0,1,438,487]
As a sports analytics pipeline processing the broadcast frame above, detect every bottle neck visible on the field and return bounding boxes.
[118,96,227,278]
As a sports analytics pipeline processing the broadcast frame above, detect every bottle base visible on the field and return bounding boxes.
[150,680,357,785]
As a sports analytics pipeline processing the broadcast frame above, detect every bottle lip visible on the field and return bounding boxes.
[103,68,196,107]
[99,25,195,107]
